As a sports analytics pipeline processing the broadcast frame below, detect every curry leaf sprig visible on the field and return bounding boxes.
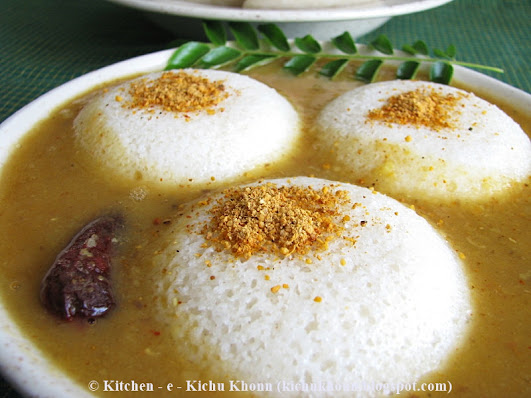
[165,21,503,85]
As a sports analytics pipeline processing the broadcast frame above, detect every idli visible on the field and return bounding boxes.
[151,177,471,396]
[315,80,531,202]
[74,69,300,186]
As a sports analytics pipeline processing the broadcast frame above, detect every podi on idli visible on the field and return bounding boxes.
[151,177,471,395]
[74,69,300,186]
[315,80,531,202]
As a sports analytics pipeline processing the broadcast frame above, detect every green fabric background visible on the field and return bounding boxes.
[1,0,530,124]
[0,0,529,396]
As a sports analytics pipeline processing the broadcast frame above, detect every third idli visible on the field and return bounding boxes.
[315,80,531,202]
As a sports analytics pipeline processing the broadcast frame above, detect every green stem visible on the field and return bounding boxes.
[227,47,504,74]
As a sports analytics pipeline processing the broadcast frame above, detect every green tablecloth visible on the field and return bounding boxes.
[0,0,529,396]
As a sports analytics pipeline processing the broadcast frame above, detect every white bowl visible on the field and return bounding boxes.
[104,0,455,39]
[0,47,529,397]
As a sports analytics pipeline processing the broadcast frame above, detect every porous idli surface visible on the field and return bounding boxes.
[74,69,300,186]
[315,80,531,202]
[151,177,471,396]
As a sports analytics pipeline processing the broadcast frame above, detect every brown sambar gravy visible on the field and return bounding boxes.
[0,62,529,397]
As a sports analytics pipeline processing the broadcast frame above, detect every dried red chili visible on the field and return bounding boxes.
[40,215,123,321]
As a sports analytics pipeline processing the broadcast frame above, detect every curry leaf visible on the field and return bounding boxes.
[402,44,415,55]
[402,40,429,56]
[370,34,394,55]
[234,54,278,72]
[430,62,454,84]
[257,23,290,52]
[332,32,357,54]
[434,45,457,60]
[165,42,211,70]
[433,48,447,58]
[355,60,383,83]
[319,59,349,79]
[283,55,316,75]
[413,40,429,55]
[397,61,421,80]
[295,35,321,54]
[197,46,241,68]
[445,44,457,58]
[203,21,226,46]
[228,22,259,51]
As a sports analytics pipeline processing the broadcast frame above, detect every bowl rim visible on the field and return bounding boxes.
[103,0,455,22]
[0,45,530,398]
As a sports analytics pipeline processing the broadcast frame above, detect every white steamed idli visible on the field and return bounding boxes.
[315,80,531,202]
[151,176,471,396]
[74,69,300,186]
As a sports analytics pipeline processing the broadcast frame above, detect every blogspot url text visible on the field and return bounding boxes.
[88,379,452,394]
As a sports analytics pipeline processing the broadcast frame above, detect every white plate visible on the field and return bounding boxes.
[0,46,529,398]
[104,0,455,38]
